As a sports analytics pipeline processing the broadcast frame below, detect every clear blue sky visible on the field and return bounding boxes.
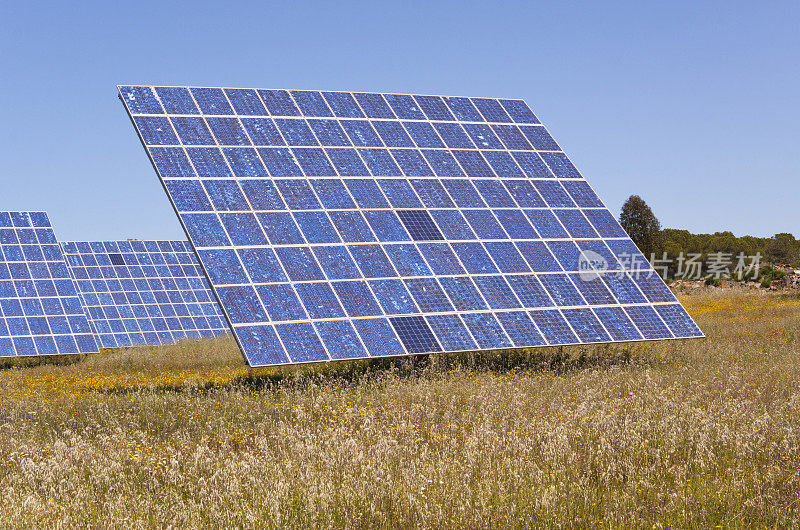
[1,1,797,240]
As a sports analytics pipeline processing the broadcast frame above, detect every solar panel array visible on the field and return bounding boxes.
[119,85,703,367]
[62,240,229,348]
[0,212,98,357]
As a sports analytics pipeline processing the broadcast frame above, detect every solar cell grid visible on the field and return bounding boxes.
[62,240,229,348]
[0,212,98,357]
[463,312,513,349]
[495,311,546,347]
[119,86,703,366]
[426,314,477,351]
[593,307,643,342]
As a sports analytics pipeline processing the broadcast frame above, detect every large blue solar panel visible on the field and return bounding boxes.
[119,86,703,366]
[0,212,98,357]
[61,240,229,348]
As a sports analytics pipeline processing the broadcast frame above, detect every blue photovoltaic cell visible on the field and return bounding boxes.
[464,125,504,149]
[530,310,579,345]
[555,209,599,238]
[473,275,520,309]
[562,308,610,343]
[426,314,477,351]
[276,322,327,362]
[0,212,98,357]
[354,92,394,118]
[384,244,430,276]
[538,274,585,306]
[517,241,561,272]
[562,180,604,208]
[439,276,488,311]
[494,210,538,239]
[405,278,453,313]
[633,273,679,303]
[473,98,512,123]
[62,240,229,348]
[225,89,267,116]
[322,92,364,119]
[520,126,560,151]
[410,179,454,208]
[600,272,647,304]
[593,307,643,341]
[445,97,483,122]
[506,275,553,308]
[526,209,568,239]
[316,320,367,359]
[415,95,455,121]
[154,87,198,114]
[569,274,617,305]
[624,305,672,339]
[583,209,629,238]
[120,86,702,366]
[391,315,441,353]
[541,152,582,179]
[500,99,539,124]
[191,87,233,115]
[495,311,545,347]
[370,279,419,315]
[654,304,703,338]
[462,312,513,349]
[353,317,406,356]
[513,152,553,179]
[545,240,582,270]
[606,239,652,271]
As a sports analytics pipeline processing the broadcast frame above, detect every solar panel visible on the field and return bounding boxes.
[119,86,704,367]
[0,212,98,357]
[61,240,229,348]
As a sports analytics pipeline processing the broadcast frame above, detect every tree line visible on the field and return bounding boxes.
[618,195,800,279]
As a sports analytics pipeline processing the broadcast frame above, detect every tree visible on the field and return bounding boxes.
[619,195,663,258]
[765,233,800,265]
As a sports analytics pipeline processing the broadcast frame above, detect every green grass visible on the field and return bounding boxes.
[0,289,798,527]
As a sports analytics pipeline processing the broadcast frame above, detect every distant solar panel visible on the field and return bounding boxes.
[0,212,98,357]
[119,86,703,367]
[61,240,229,348]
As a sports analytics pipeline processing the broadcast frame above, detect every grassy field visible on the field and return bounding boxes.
[0,289,798,528]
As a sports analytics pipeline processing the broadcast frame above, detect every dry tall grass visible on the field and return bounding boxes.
[0,289,798,527]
